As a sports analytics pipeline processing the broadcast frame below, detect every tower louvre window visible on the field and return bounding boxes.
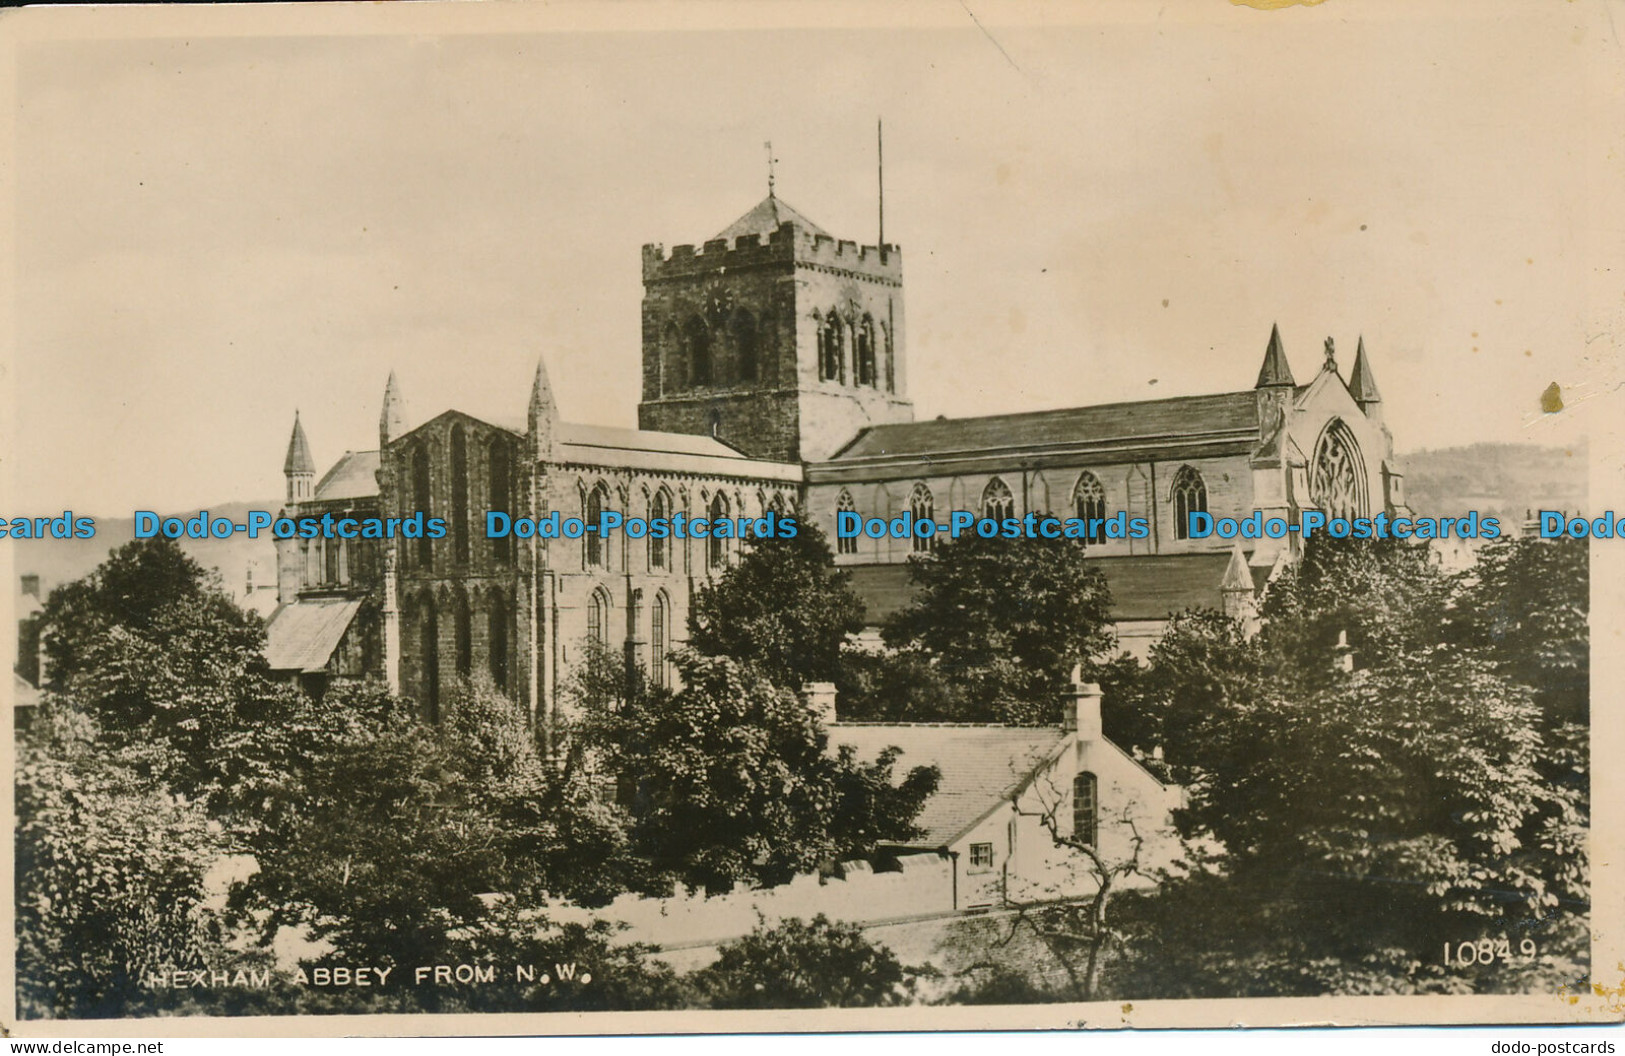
[856,316,877,387]
[731,309,759,384]
[684,315,712,387]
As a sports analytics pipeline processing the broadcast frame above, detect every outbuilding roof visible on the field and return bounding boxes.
[828,724,1070,847]
[263,598,363,673]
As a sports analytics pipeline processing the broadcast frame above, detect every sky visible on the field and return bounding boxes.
[7,0,1622,517]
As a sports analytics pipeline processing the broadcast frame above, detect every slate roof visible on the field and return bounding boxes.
[817,391,1260,479]
[828,724,1070,847]
[314,451,381,502]
[555,423,803,482]
[843,551,1239,626]
[714,194,831,242]
[263,598,363,673]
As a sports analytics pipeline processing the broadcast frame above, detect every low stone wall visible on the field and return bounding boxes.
[548,852,956,956]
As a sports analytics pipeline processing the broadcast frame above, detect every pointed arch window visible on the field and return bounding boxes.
[648,489,672,571]
[1073,771,1098,847]
[585,483,610,569]
[819,312,845,383]
[684,315,712,387]
[883,320,896,392]
[587,587,610,646]
[454,589,472,678]
[1172,466,1207,540]
[488,593,509,691]
[412,445,432,569]
[489,440,512,564]
[1311,419,1368,520]
[835,489,859,555]
[1073,472,1107,545]
[730,309,759,384]
[418,596,440,723]
[856,315,877,387]
[708,491,732,570]
[650,590,671,689]
[909,483,935,553]
[451,425,470,566]
[662,321,685,393]
[982,477,1015,522]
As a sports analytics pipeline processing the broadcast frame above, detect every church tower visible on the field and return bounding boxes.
[637,191,914,462]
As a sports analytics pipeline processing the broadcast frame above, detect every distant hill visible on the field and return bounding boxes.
[1400,442,1587,527]
[14,500,281,603]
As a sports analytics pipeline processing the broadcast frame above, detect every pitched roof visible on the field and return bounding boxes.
[554,422,803,482]
[714,194,831,242]
[283,414,315,475]
[822,391,1260,471]
[828,724,1069,846]
[314,451,380,502]
[263,598,363,673]
[843,551,1240,626]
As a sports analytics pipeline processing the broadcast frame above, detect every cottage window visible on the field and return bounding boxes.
[968,842,995,870]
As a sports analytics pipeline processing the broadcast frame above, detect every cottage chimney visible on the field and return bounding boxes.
[20,574,40,599]
[802,682,838,725]
[1063,664,1102,741]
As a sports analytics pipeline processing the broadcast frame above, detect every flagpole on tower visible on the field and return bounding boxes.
[877,118,886,258]
[765,140,776,199]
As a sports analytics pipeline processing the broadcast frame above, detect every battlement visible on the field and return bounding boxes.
[643,221,902,282]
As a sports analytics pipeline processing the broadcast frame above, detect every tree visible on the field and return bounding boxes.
[16,702,231,1019]
[576,654,938,892]
[1451,536,1588,727]
[882,531,1115,724]
[687,518,866,688]
[35,537,280,801]
[691,915,920,1008]
[238,678,641,969]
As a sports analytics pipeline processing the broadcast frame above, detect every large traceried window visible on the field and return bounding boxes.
[648,489,672,571]
[489,440,512,564]
[1073,772,1098,847]
[1172,466,1207,541]
[708,491,732,570]
[909,483,935,553]
[585,483,610,569]
[1073,471,1108,545]
[835,490,859,555]
[981,477,1015,522]
[412,445,433,569]
[1311,419,1369,521]
[450,426,470,566]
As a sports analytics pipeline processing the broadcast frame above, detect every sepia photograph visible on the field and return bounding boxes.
[2,0,1621,1038]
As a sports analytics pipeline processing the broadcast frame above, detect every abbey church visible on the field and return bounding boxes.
[264,188,1410,726]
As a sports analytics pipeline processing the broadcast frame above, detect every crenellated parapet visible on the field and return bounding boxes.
[642,222,902,285]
